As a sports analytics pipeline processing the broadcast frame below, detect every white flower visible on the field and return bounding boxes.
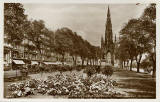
[17,90,22,97]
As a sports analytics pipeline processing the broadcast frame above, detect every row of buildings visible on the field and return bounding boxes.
[4,31,75,70]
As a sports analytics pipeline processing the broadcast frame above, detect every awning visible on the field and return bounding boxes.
[43,62,61,65]
[44,62,54,65]
[56,62,62,65]
[43,62,49,65]
[31,61,38,65]
[13,60,25,64]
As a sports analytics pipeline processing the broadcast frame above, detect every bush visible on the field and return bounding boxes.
[44,66,50,72]
[140,61,151,69]
[102,65,113,77]
[95,65,101,73]
[4,66,11,71]
[84,66,96,77]
[75,65,82,72]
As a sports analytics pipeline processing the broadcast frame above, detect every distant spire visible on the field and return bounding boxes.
[115,34,116,43]
[101,36,104,41]
[101,36,104,48]
[101,36,104,43]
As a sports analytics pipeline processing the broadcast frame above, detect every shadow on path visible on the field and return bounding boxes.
[112,70,156,98]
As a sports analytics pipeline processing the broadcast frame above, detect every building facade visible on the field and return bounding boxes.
[4,31,77,70]
[4,31,57,69]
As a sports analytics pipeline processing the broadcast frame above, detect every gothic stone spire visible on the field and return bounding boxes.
[105,6,113,48]
[104,5,115,65]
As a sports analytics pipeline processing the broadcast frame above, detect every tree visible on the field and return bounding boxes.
[140,4,156,77]
[120,18,152,72]
[53,27,99,66]
[117,37,130,69]
[29,20,46,62]
[54,28,74,64]
[70,32,81,65]
[4,3,28,70]
[118,35,136,71]
[4,3,27,44]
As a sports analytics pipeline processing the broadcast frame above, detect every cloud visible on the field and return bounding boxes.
[23,3,148,46]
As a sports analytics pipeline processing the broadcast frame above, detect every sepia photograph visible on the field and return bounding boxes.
[3,2,156,99]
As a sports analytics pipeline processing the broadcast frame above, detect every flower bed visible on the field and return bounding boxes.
[7,73,122,98]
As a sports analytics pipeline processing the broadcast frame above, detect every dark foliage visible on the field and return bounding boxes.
[102,65,113,77]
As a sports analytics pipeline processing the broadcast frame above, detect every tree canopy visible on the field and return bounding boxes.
[118,4,156,77]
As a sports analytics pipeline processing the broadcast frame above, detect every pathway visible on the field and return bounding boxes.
[111,69,156,98]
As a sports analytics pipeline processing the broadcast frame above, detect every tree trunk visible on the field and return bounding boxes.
[11,49,13,71]
[123,61,125,69]
[74,56,77,66]
[121,61,123,69]
[136,54,142,73]
[152,63,156,78]
[151,54,156,78]
[130,59,133,71]
[92,59,94,66]
[82,59,84,66]
[137,62,140,73]
[127,60,129,70]
[96,59,98,65]
[90,59,92,66]
[38,48,43,77]
[87,59,88,65]
[62,54,65,65]
[72,56,75,65]
[81,56,85,66]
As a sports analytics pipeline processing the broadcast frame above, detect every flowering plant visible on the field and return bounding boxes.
[7,73,120,98]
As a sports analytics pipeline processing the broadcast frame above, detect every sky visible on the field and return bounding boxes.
[23,3,148,46]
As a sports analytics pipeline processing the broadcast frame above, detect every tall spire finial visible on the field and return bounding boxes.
[101,35,104,48]
[107,5,110,18]
[115,34,116,43]
[101,35,104,43]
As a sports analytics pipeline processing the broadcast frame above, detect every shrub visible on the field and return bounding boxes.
[102,65,113,77]
[95,65,101,73]
[75,65,82,72]
[4,66,11,71]
[44,66,50,72]
[140,61,151,69]
[84,66,96,77]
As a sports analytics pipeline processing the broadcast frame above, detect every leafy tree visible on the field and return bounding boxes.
[118,35,136,70]
[28,20,46,62]
[4,3,27,44]
[117,37,130,69]
[69,32,81,65]
[120,20,141,71]
[120,18,152,72]
[140,4,156,77]
[54,28,74,64]
[53,27,100,66]
[76,36,89,66]
[4,3,28,69]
